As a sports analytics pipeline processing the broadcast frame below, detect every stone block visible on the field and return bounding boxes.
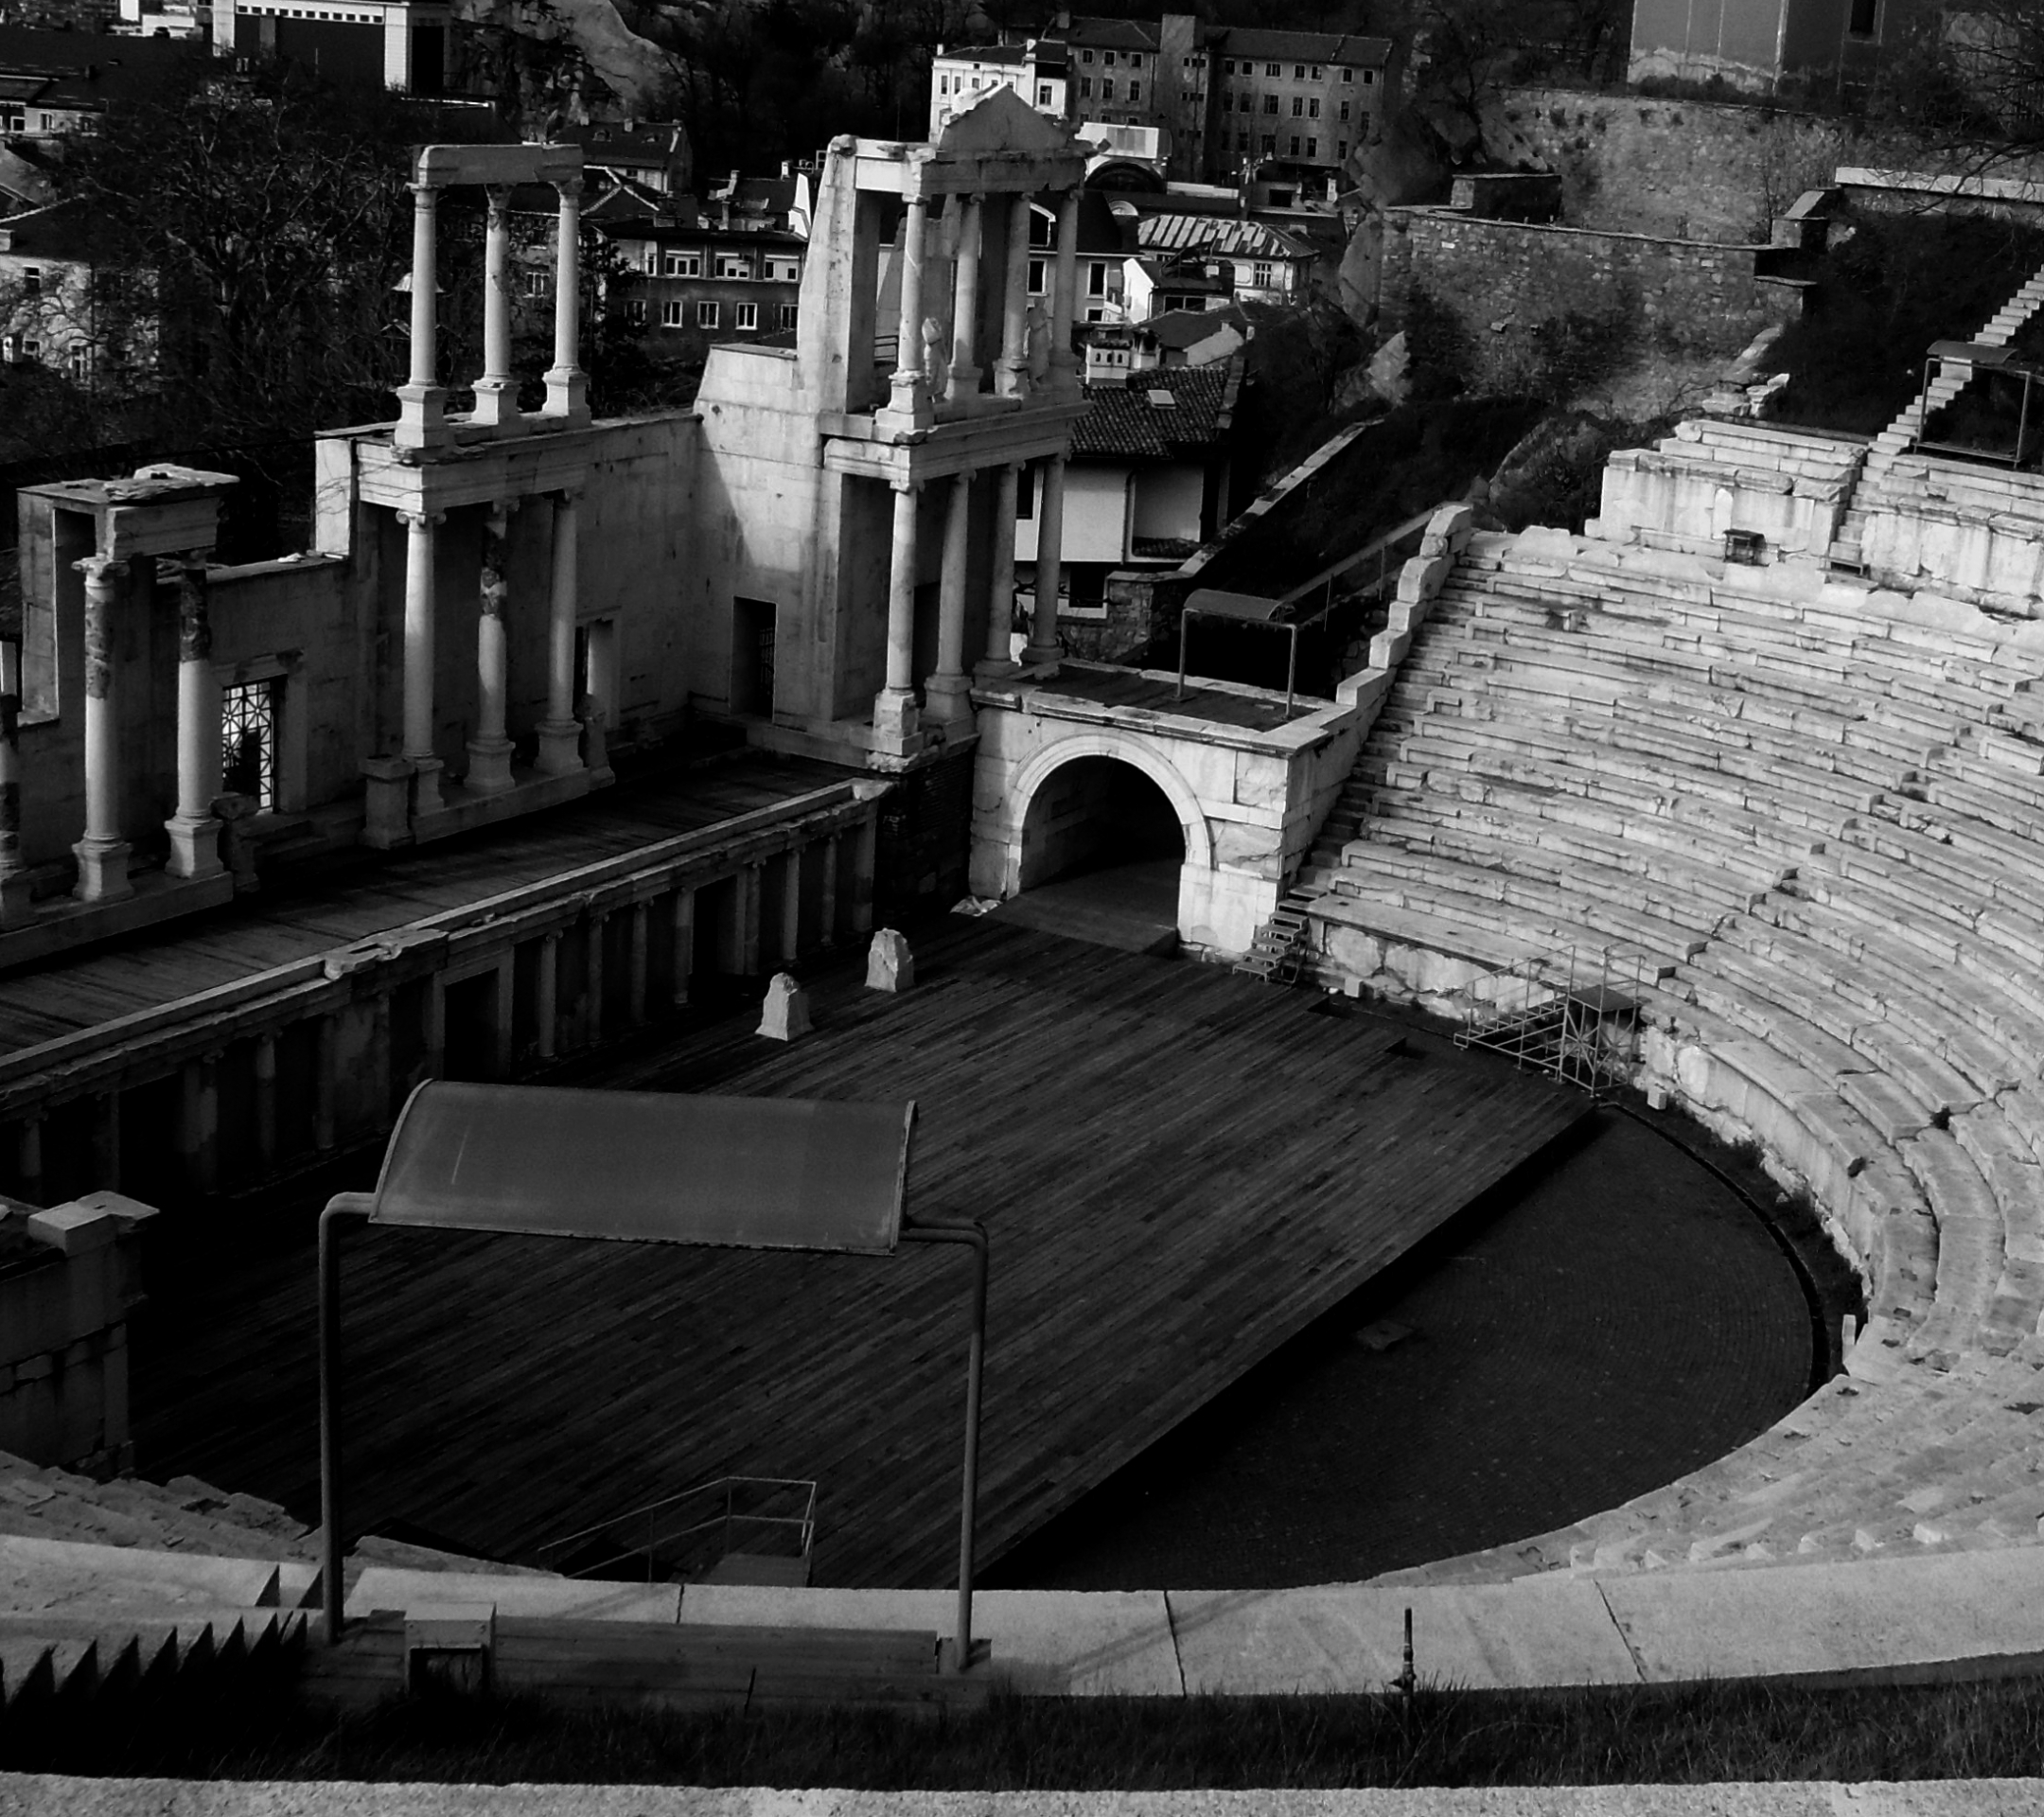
[865,928,914,993]
[25,1205,118,1258]
[755,973,813,1042]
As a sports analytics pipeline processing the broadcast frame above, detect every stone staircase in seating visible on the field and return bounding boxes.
[1301,522,2044,1585]
[1834,260,2044,565]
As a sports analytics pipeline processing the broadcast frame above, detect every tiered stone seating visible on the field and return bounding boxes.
[1311,517,2044,1587]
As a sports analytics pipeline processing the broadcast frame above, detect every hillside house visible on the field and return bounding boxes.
[1629,0,1934,93]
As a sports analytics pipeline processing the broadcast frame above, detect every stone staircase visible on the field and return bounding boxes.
[1233,889,1315,984]
[1835,260,2044,568]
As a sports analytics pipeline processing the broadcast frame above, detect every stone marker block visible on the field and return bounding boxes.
[756,972,813,1042]
[25,1204,118,1257]
[866,928,914,993]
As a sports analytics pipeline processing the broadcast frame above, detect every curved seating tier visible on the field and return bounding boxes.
[1311,525,2044,1583]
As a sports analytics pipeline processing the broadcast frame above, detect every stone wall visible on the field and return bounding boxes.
[0,1189,153,1474]
[1497,84,1887,241]
[873,740,976,923]
[1380,208,1804,397]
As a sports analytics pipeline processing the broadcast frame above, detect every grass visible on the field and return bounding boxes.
[16,1675,2044,1787]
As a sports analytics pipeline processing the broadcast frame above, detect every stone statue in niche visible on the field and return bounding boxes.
[922,316,950,400]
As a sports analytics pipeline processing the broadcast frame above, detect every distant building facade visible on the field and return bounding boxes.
[1628,0,1932,93]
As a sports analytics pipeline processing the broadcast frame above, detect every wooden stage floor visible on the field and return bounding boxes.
[0,751,853,1058]
[132,917,1590,1589]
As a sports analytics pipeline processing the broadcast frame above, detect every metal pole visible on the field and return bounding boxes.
[1177,610,1191,703]
[901,1219,989,1674]
[318,1192,376,1646]
[1286,624,1297,717]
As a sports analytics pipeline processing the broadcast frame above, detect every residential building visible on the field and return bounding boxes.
[0,27,205,133]
[224,0,454,92]
[1628,0,1933,93]
[1126,212,1317,310]
[0,200,111,379]
[1205,27,1389,183]
[1025,189,1129,326]
[930,40,1067,135]
[565,121,694,201]
[1015,359,1240,619]
[601,212,807,358]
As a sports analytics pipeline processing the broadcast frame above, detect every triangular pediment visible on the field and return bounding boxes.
[935,86,1080,160]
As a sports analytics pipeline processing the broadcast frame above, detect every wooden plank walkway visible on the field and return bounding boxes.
[0,753,853,1058]
[132,917,1589,1589]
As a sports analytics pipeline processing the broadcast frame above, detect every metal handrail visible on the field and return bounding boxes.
[526,1474,818,1582]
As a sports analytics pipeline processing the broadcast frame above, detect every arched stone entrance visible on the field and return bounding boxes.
[1017,755,1184,892]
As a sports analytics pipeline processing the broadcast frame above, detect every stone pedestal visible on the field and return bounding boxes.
[922,673,975,733]
[866,927,915,993]
[872,688,925,760]
[361,755,415,849]
[72,835,132,904]
[465,736,516,796]
[165,812,223,883]
[756,973,814,1042]
[411,754,445,817]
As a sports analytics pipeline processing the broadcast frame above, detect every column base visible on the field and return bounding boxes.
[466,735,517,796]
[541,368,590,427]
[974,654,1021,683]
[393,381,450,450]
[163,812,224,881]
[871,687,925,760]
[944,366,981,406]
[361,755,414,850]
[995,360,1031,400]
[535,719,586,778]
[73,836,133,904]
[409,754,445,817]
[922,672,976,733]
[470,378,524,436]
[1021,641,1064,667]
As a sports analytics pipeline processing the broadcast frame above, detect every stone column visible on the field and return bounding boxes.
[253,1036,277,1173]
[977,463,1022,681]
[0,636,29,925]
[1051,188,1082,392]
[544,179,590,424]
[627,901,649,1026]
[15,1113,43,1204]
[779,848,802,965]
[537,491,584,776]
[996,193,1032,398]
[925,468,976,732]
[889,193,930,421]
[73,555,132,904]
[1024,456,1066,665]
[819,833,840,945]
[492,958,515,1077]
[182,1051,220,1195]
[948,194,983,402]
[852,815,877,936]
[584,910,607,1047]
[467,504,516,795]
[737,863,764,975]
[396,181,447,450]
[473,186,521,432]
[872,477,924,758]
[398,510,444,816]
[165,558,223,879]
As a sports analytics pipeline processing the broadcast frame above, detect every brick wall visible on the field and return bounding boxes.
[1380,208,1804,397]
[873,741,977,922]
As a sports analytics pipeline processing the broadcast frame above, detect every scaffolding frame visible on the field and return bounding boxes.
[1454,946,1647,1101]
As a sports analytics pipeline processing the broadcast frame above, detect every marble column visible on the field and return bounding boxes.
[996,194,1031,399]
[627,901,649,1026]
[253,1035,277,1172]
[872,477,924,757]
[925,468,976,732]
[467,503,516,795]
[544,179,590,424]
[779,848,802,965]
[976,463,1022,681]
[819,834,840,946]
[492,958,515,1076]
[670,887,695,1009]
[398,510,444,815]
[73,555,131,903]
[948,194,983,402]
[473,185,522,432]
[1051,188,1082,392]
[165,558,223,879]
[536,930,560,1060]
[889,193,930,422]
[0,636,28,924]
[537,490,585,776]
[1024,456,1066,665]
[395,181,447,449]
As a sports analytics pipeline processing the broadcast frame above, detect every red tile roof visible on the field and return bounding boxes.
[1069,362,1234,461]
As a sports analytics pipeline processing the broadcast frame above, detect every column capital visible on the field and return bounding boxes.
[553,174,585,203]
[395,507,447,531]
[890,475,922,496]
[407,178,439,203]
[485,183,513,215]
[74,552,123,584]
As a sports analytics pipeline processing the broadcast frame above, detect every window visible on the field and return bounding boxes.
[1080,76,1092,97]
[939,74,948,94]
[1848,0,1877,31]
[1265,62,1279,76]
[1294,62,1305,78]
[65,343,87,380]
[1337,139,1348,160]
[643,248,660,273]
[661,299,685,326]
[1224,58,1235,73]
[1263,94,1278,113]
[1130,52,1142,67]
[1128,79,1140,101]
[696,300,719,327]
[1016,467,1036,518]
[716,255,749,279]
[736,301,758,329]
[1087,261,1106,295]
[1253,261,1273,288]
[1308,97,1320,117]
[1037,82,1052,104]
[1311,63,1322,79]
[522,270,549,295]
[21,266,39,295]
[1339,97,1350,121]
[664,251,700,276]
[1101,78,1114,99]
[1363,67,1375,83]
[1236,130,1248,150]
[626,298,648,324]
[220,679,279,810]
[777,302,799,329]
[1340,64,1353,81]
[1027,257,1047,294]
[765,256,799,281]
[1102,48,1115,64]
[1288,135,1301,155]
[1260,132,1276,153]
[1081,47,1093,62]
[1306,137,1317,158]
[1292,95,1303,115]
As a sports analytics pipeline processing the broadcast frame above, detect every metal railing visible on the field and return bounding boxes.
[526,1475,818,1584]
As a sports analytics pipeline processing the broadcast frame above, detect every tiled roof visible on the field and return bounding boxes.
[1218,27,1391,65]
[1069,363,1234,461]
[0,27,204,108]
[1066,16,1161,50]
[1135,212,1317,260]
[1141,306,1243,348]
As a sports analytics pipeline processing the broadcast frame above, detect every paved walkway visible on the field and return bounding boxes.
[7,1779,2044,1814]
